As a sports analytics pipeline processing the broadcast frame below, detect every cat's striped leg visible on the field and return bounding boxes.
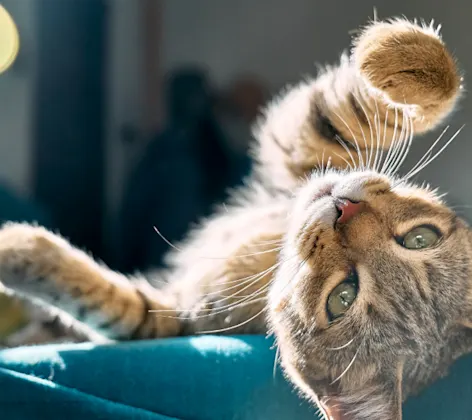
[255,18,462,190]
[0,223,181,341]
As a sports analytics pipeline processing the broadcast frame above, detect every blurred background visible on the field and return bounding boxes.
[0,0,471,344]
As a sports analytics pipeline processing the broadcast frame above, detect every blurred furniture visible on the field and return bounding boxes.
[118,68,237,273]
[1,335,471,419]
[33,0,106,257]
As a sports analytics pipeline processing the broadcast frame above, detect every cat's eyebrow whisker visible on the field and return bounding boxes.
[327,337,355,351]
[265,251,313,331]
[330,345,361,385]
[264,252,313,337]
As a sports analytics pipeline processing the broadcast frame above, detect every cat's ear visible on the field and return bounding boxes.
[318,367,403,420]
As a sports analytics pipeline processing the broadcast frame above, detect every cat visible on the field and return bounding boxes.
[0,17,467,420]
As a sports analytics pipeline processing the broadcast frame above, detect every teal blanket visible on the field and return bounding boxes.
[0,335,471,419]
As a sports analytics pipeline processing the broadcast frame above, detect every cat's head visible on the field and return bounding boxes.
[268,169,472,419]
[261,16,466,420]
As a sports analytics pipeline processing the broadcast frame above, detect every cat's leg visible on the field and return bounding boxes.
[0,223,181,341]
[163,193,291,335]
[172,232,282,335]
[254,18,462,190]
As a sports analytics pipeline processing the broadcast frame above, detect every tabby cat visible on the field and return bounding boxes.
[0,17,468,420]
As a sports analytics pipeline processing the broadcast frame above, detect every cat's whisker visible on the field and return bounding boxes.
[372,97,382,172]
[335,135,357,170]
[388,111,410,176]
[387,112,407,175]
[326,156,333,172]
[400,125,451,180]
[380,106,400,175]
[213,263,279,291]
[330,345,361,385]
[397,112,415,174]
[245,239,283,247]
[333,110,365,171]
[321,149,327,175]
[351,92,375,168]
[151,274,273,318]
[385,110,408,176]
[203,295,270,319]
[153,226,282,260]
[150,296,269,322]
[402,125,464,181]
[196,306,268,334]
[327,337,356,351]
[212,264,280,299]
[175,265,279,313]
[377,106,390,173]
[273,338,281,379]
[195,247,312,326]
[366,100,378,169]
[316,154,323,175]
[390,111,414,176]
[333,151,354,170]
[148,281,271,319]
[180,253,302,317]
[449,205,472,210]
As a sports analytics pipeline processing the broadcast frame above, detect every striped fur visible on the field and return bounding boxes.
[0,18,468,420]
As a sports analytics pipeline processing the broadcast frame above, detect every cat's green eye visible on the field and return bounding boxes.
[401,225,441,250]
[327,272,358,321]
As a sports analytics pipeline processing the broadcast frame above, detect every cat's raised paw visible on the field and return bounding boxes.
[352,19,461,111]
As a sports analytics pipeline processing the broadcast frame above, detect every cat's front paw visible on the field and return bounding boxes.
[352,18,461,110]
[0,223,63,293]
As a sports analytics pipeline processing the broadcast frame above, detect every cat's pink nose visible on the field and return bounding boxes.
[335,198,364,224]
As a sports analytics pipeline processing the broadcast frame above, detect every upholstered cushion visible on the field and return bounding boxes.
[0,335,470,419]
